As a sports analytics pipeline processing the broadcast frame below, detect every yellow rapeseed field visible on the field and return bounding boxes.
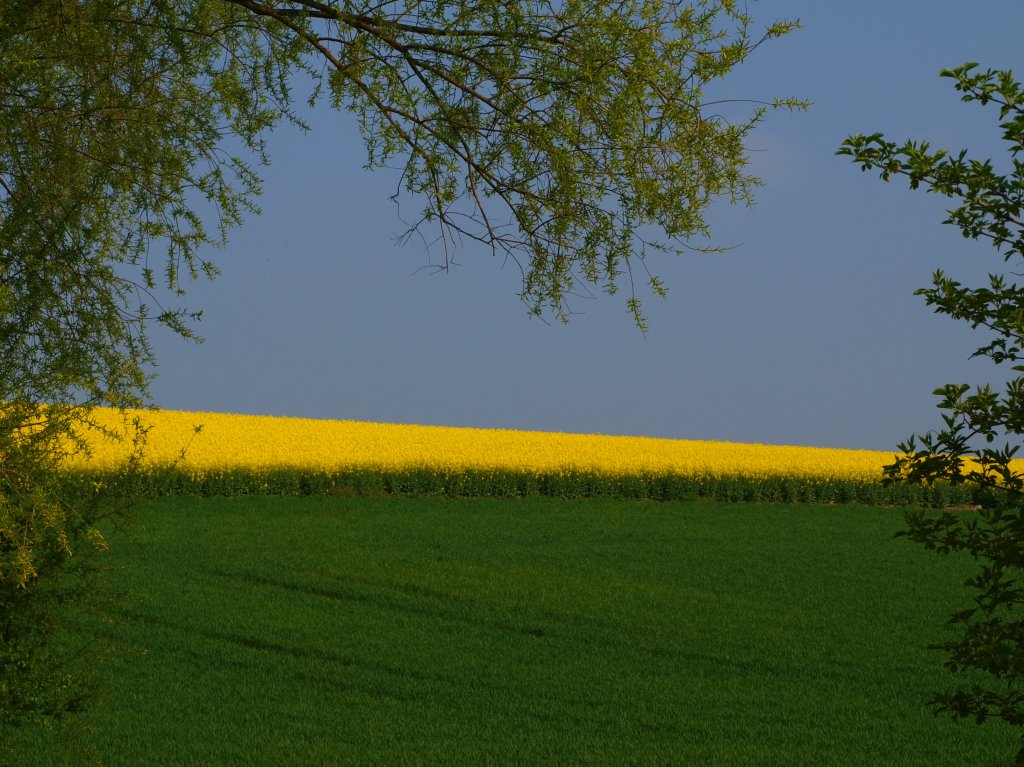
[63,407,894,481]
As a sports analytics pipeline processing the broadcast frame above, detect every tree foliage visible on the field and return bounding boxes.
[1,0,303,413]
[839,64,1024,764]
[0,0,800,740]
[225,0,805,326]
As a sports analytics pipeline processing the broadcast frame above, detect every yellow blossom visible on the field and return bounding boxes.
[64,407,898,481]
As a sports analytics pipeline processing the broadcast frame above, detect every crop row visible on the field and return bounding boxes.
[62,463,975,506]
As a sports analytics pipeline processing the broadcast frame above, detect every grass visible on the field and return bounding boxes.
[14,495,1020,766]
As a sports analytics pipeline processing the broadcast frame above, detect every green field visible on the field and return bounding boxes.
[12,496,1020,766]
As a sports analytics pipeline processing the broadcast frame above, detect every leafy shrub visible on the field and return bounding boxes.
[841,63,1024,764]
[0,406,135,749]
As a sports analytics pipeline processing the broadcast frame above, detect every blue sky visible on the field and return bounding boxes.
[148,1,1024,451]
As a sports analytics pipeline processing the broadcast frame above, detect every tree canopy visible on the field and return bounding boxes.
[2,1,803,409]
[225,0,803,327]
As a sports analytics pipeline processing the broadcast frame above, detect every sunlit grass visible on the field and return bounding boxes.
[15,495,1018,766]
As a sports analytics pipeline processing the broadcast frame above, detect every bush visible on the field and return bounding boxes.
[841,63,1024,764]
[0,405,131,750]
